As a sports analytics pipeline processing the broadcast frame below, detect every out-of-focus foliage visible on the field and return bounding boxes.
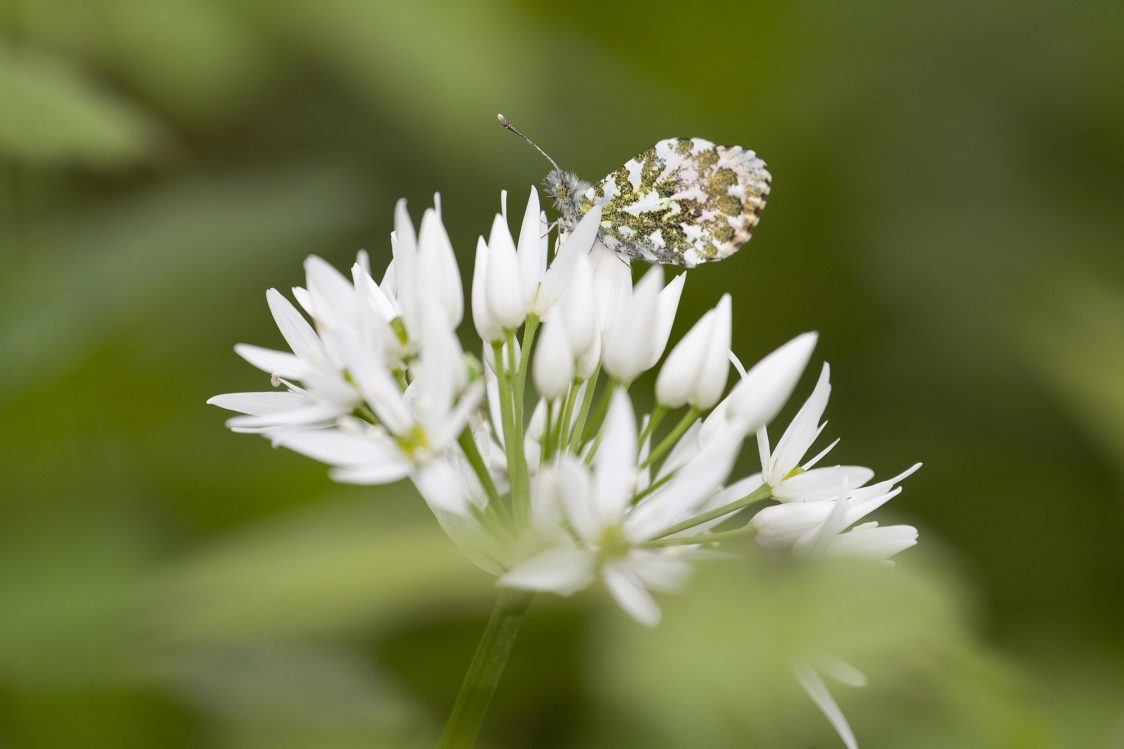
[1,0,1121,747]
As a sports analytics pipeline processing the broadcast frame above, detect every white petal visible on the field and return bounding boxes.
[817,657,868,688]
[413,307,459,427]
[392,200,422,336]
[750,501,834,548]
[773,466,874,502]
[207,391,310,415]
[625,551,693,594]
[273,429,397,466]
[471,238,502,342]
[545,456,597,540]
[644,272,686,369]
[266,288,323,360]
[226,404,344,432]
[769,363,832,480]
[533,316,574,400]
[417,208,464,328]
[655,307,713,408]
[559,252,598,359]
[691,294,731,409]
[590,241,632,335]
[304,255,358,336]
[603,266,663,383]
[604,565,661,626]
[516,186,545,304]
[499,546,595,595]
[793,663,858,749]
[429,380,486,451]
[412,459,471,515]
[559,203,601,257]
[847,463,923,506]
[333,329,412,433]
[235,344,310,380]
[485,213,528,329]
[727,332,818,433]
[628,438,739,541]
[826,523,919,560]
[594,391,638,519]
[330,460,412,485]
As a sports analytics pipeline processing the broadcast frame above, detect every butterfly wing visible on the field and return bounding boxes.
[578,138,771,267]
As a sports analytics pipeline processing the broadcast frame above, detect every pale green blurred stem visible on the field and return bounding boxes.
[457,429,510,526]
[557,378,580,450]
[577,376,616,449]
[642,524,757,548]
[582,380,621,465]
[567,365,601,452]
[639,406,699,469]
[652,484,772,539]
[542,399,556,461]
[438,589,534,749]
[493,339,529,526]
[637,404,667,452]
[514,315,539,426]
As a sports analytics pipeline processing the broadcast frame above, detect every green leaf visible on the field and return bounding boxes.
[0,44,165,166]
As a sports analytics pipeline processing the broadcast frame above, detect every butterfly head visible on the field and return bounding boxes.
[543,169,591,229]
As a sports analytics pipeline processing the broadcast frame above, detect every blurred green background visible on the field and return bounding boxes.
[2,0,1122,747]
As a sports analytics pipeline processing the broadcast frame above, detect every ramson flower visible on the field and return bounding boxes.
[210,184,922,749]
[499,392,738,626]
[655,294,732,409]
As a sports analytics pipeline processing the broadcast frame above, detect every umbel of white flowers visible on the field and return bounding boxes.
[209,187,920,749]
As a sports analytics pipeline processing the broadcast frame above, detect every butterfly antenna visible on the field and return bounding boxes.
[497,114,562,172]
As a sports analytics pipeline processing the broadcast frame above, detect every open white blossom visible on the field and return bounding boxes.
[210,186,922,749]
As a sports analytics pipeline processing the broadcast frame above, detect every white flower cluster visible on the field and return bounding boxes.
[210,188,920,745]
[211,187,920,618]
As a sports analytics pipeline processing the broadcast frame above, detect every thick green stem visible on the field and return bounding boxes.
[652,484,773,539]
[438,590,533,749]
[640,407,699,469]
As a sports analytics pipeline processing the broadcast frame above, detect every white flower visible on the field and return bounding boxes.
[515,187,548,309]
[655,294,732,409]
[755,363,873,502]
[211,186,923,739]
[416,204,463,328]
[558,251,599,363]
[484,212,528,330]
[602,267,685,384]
[751,463,922,552]
[471,237,503,342]
[212,183,924,749]
[208,274,363,432]
[727,332,819,432]
[500,392,739,625]
[532,316,574,400]
[698,331,819,448]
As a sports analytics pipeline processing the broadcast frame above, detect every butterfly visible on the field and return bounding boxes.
[499,115,771,268]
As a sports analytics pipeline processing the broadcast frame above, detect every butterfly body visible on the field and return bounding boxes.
[545,137,771,268]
